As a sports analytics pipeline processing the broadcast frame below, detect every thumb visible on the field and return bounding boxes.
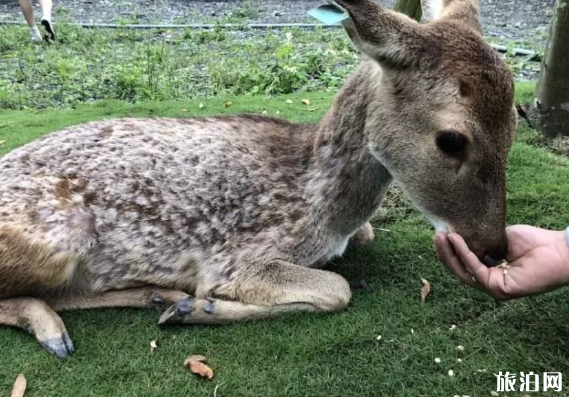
[448,234,491,290]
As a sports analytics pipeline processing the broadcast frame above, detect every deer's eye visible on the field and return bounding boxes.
[436,131,468,158]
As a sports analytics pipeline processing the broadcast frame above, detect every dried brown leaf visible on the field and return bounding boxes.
[224,101,233,108]
[0,140,5,146]
[184,355,207,365]
[421,278,431,303]
[189,361,214,379]
[301,99,310,106]
[184,355,214,379]
[11,374,26,397]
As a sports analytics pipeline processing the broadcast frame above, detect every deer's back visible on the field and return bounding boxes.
[0,116,316,293]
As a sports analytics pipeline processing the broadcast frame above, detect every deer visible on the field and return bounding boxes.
[0,0,517,359]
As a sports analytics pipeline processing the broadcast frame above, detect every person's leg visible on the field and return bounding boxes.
[38,0,52,21]
[38,0,55,41]
[19,0,42,41]
[18,0,35,26]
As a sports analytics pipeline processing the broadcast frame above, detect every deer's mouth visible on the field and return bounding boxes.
[482,255,505,268]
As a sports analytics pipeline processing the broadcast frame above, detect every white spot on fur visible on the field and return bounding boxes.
[428,217,451,233]
[421,0,444,22]
[135,195,150,206]
[106,208,118,222]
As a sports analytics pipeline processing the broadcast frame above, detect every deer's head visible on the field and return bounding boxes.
[331,0,517,264]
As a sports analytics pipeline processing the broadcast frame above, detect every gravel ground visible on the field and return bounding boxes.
[0,0,554,80]
[0,0,555,47]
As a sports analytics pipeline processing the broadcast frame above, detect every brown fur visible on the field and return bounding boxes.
[0,0,517,358]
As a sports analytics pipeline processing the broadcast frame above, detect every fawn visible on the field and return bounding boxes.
[0,0,517,358]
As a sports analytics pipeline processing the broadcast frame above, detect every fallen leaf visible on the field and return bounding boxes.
[150,340,158,353]
[184,355,214,380]
[307,107,320,112]
[224,101,233,108]
[301,99,310,106]
[189,361,213,379]
[0,140,5,146]
[181,108,188,112]
[285,99,293,104]
[420,278,431,303]
[185,355,207,364]
[10,374,26,397]
[199,103,205,109]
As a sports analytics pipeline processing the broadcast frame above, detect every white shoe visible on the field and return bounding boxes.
[30,26,42,42]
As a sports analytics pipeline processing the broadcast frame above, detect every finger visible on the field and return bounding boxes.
[447,233,491,290]
[435,234,480,289]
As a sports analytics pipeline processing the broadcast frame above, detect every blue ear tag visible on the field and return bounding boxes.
[307,4,350,25]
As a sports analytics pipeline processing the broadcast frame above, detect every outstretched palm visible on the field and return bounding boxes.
[434,225,569,300]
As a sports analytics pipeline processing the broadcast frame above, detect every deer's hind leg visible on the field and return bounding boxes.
[46,287,190,313]
[0,186,98,357]
[0,288,189,359]
[159,259,352,325]
[0,226,84,358]
[0,298,74,358]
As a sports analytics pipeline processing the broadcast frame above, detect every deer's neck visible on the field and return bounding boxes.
[308,61,392,235]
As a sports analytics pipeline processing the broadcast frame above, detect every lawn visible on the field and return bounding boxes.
[1,82,569,397]
[0,23,542,110]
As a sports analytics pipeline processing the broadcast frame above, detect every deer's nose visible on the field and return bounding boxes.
[482,246,508,267]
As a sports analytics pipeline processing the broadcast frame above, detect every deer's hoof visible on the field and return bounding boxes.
[40,332,75,359]
[158,297,195,325]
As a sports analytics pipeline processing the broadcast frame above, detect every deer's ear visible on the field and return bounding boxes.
[421,0,482,33]
[326,0,425,70]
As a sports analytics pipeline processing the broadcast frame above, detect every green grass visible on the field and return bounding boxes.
[1,85,569,397]
[0,24,358,110]
[0,22,543,110]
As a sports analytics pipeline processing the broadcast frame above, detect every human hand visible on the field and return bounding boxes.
[434,225,569,300]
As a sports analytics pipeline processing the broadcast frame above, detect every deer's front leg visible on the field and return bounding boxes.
[158,260,352,325]
[350,222,375,246]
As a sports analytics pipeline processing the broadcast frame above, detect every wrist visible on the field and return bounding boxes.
[556,228,569,282]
